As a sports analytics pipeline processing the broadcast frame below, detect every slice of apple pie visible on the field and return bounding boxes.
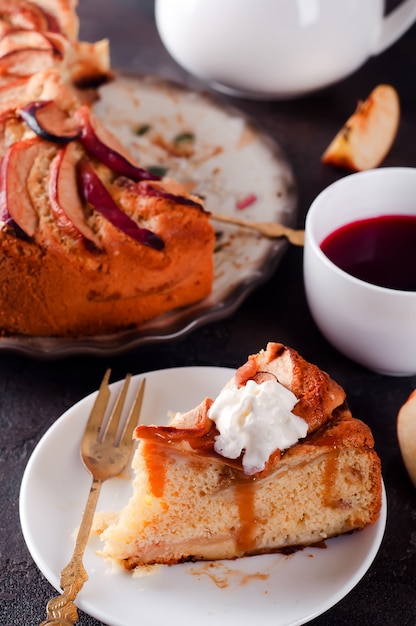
[97,343,382,568]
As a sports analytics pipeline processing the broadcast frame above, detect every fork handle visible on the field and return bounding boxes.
[40,552,88,625]
[39,600,78,626]
[40,477,103,626]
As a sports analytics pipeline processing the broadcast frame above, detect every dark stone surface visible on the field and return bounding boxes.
[1,1,416,625]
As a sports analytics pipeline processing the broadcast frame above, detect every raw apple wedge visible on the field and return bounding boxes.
[321,84,400,171]
[397,390,416,488]
[49,142,102,247]
[78,159,165,250]
[0,137,40,236]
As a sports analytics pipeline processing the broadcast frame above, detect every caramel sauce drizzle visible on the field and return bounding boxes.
[142,430,260,553]
[143,442,168,497]
[234,480,257,553]
[189,561,269,588]
[322,451,339,508]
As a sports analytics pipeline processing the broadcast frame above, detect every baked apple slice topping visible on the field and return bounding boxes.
[18,104,198,209]
[0,29,62,75]
[78,160,165,251]
[75,106,160,182]
[12,103,196,248]
[136,181,205,210]
[0,47,58,76]
[0,77,31,115]
[19,100,81,144]
[49,143,102,247]
[0,137,40,237]
[33,6,63,35]
[0,0,51,33]
[0,30,54,57]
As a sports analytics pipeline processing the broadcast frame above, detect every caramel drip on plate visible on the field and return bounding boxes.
[143,442,168,497]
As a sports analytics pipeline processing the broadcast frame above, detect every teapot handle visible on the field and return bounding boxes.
[373,0,416,54]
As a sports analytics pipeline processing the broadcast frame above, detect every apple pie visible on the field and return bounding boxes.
[0,1,214,337]
[96,342,382,568]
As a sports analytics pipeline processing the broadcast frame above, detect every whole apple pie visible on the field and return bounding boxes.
[0,0,214,337]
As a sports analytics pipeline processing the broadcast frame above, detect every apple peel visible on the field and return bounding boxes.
[19,100,81,144]
[49,144,102,247]
[137,181,205,210]
[0,0,50,32]
[321,84,400,171]
[75,106,160,183]
[397,390,416,488]
[0,29,55,59]
[0,138,40,237]
[78,160,165,251]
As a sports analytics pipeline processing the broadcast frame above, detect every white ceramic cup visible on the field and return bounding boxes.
[155,0,416,100]
[304,167,416,376]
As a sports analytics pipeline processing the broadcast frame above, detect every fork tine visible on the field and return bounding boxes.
[101,373,132,444]
[83,368,112,442]
[120,377,146,447]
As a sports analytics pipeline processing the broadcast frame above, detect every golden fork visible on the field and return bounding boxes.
[40,370,145,626]
[211,212,305,246]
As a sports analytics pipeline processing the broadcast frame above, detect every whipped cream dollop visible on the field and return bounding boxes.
[208,379,308,475]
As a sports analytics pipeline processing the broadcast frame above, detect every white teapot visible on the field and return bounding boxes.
[155,0,416,99]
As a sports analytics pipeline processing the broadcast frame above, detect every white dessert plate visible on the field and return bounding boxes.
[0,74,296,358]
[20,366,387,626]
